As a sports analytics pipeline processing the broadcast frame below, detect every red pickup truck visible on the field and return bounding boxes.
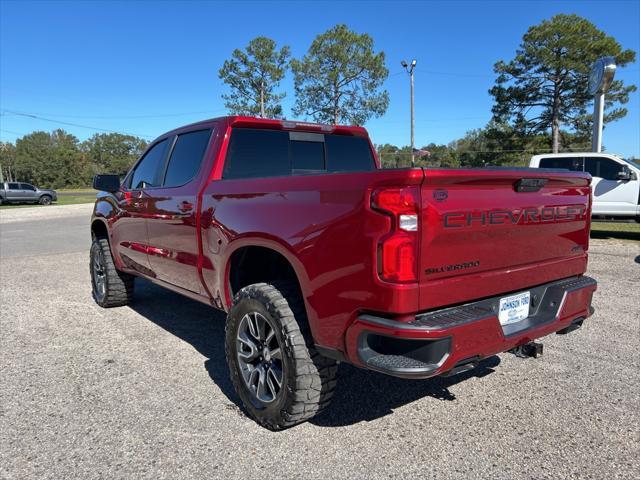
[91,116,597,429]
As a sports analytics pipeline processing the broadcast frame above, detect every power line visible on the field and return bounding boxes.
[0,128,30,137]
[415,69,494,78]
[1,108,227,120]
[2,110,155,139]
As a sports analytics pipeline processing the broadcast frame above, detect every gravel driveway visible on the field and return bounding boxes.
[1,207,638,479]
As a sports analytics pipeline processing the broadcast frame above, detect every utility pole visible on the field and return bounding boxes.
[401,59,417,165]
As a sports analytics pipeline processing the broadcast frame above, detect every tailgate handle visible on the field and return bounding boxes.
[514,178,548,192]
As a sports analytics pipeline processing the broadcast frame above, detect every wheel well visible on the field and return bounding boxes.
[91,219,108,240]
[229,246,302,299]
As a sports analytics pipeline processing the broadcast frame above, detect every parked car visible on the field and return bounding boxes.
[530,152,640,222]
[90,116,597,430]
[0,182,57,205]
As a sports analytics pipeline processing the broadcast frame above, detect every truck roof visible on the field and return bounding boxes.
[159,116,369,142]
[531,152,622,160]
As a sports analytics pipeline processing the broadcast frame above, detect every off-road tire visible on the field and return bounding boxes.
[90,236,134,307]
[39,195,52,205]
[225,282,338,430]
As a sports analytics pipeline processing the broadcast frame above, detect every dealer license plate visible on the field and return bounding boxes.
[498,291,531,326]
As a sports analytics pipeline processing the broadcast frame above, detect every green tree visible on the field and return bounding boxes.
[14,130,92,188]
[82,133,148,176]
[15,131,57,186]
[377,143,408,168]
[490,14,636,153]
[291,24,389,125]
[0,141,17,182]
[219,36,291,118]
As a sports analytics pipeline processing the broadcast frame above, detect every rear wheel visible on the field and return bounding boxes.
[90,237,134,307]
[39,195,52,205]
[225,282,338,430]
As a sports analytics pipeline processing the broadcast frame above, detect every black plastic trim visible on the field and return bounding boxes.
[315,345,347,363]
[357,331,451,379]
[410,275,596,337]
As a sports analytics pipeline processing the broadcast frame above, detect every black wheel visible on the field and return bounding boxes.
[39,195,52,205]
[225,282,338,430]
[0,197,3,205]
[90,237,134,307]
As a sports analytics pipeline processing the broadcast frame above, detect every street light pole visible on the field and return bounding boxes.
[588,57,616,153]
[401,59,417,165]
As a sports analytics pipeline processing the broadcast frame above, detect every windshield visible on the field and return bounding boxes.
[623,158,639,168]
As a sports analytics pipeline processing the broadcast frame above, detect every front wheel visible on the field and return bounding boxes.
[225,282,338,430]
[90,237,134,307]
[39,195,52,205]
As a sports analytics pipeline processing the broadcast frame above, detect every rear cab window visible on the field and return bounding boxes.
[223,128,375,179]
[539,157,583,171]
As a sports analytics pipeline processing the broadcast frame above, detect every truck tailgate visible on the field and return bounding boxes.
[419,169,592,311]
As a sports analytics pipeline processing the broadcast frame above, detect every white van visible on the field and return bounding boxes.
[530,153,640,221]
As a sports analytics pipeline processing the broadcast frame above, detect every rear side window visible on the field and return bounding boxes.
[326,135,374,172]
[163,129,212,187]
[223,129,289,179]
[8,183,20,190]
[584,157,623,181]
[223,128,375,179]
[539,157,583,171]
[130,139,169,189]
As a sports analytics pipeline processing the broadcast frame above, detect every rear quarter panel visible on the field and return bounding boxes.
[200,168,425,350]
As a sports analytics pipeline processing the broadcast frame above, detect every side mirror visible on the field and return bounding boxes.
[93,174,120,193]
[616,166,631,182]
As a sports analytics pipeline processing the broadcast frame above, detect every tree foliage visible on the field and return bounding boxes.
[0,142,17,182]
[3,130,148,188]
[291,24,389,125]
[219,36,291,118]
[490,14,636,152]
[14,130,90,188]
[82,133,148,176]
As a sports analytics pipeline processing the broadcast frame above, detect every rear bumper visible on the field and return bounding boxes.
[344,275,597,379]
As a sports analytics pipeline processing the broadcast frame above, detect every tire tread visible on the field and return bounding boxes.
[225,281,338,430]
[91,237,134,308]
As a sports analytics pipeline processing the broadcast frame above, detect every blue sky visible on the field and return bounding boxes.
[1,0,639,157]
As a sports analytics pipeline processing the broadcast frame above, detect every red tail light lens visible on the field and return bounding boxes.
[372,186,420,283]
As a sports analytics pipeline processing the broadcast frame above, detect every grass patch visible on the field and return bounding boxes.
[590,221,640,241]
[0,192,96,209]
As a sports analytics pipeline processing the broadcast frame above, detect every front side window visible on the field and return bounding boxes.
[539,157,583,171]
[130,139,169,189]
[584,157,623,181]
[163,129,212,187]
[20,183,36,191]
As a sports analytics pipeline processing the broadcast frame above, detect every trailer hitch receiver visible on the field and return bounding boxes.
[510,341,543,359]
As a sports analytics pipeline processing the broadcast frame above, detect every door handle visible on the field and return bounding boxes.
[178,201,194,213]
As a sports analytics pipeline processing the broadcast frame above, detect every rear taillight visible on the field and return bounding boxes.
[371,186,420,283]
